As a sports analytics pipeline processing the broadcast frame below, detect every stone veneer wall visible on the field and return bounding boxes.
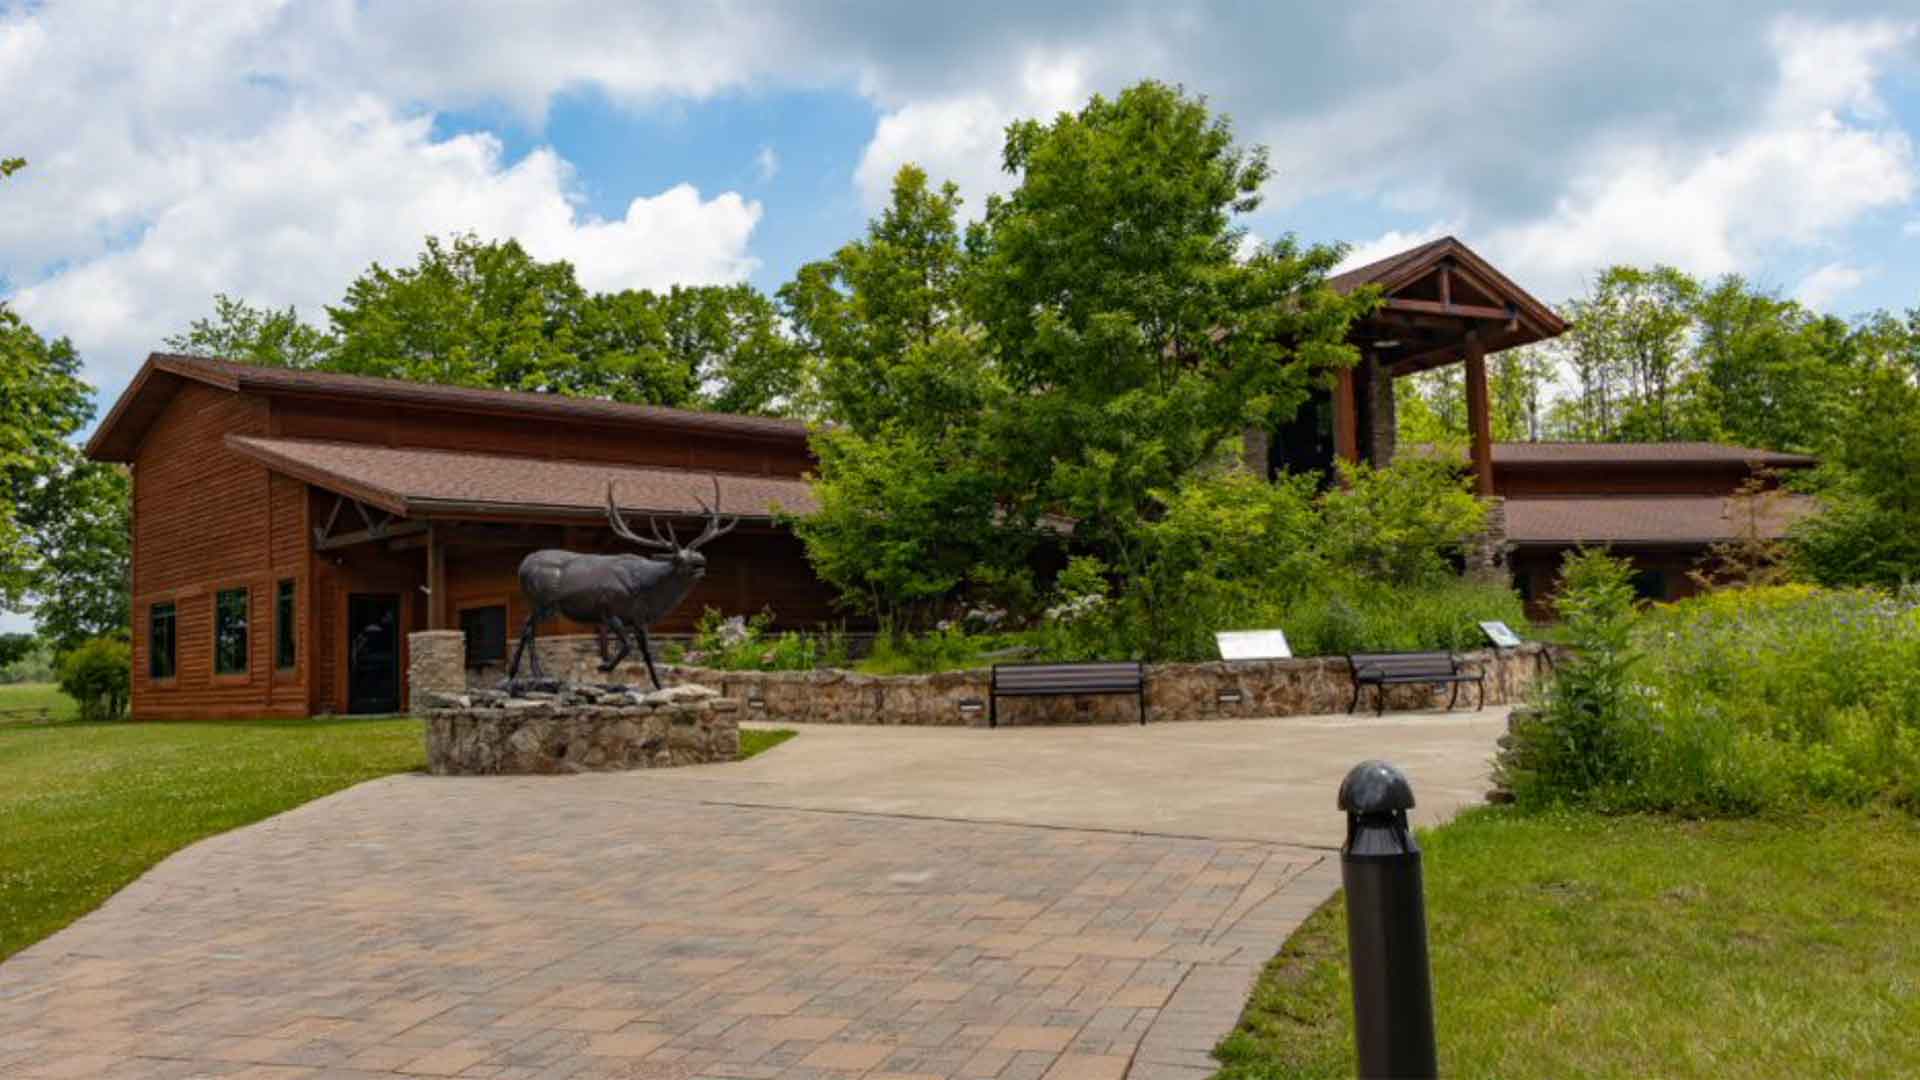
[489,633,1561,727]
[424,685,740,774]
[408,630,467,714]
[1367,353,1397,466]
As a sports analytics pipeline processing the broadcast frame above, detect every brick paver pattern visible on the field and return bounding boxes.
[0,773,1339,1080]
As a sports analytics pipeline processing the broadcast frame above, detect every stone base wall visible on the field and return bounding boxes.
[485,634,1560,727]
[424,685,740,774]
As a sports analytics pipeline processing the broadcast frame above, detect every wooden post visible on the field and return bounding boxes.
[426,524,448,630]
[1463,332,1494,496]
[1334,364,1361,466]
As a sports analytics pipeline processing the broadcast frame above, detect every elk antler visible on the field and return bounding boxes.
[605,483,677,551]
[685,476,741,551]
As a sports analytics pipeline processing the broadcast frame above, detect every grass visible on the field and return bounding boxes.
[0,714,425,962]
[1217,808,1920,1079]
[0,682,76,724]
[739,727,796,758]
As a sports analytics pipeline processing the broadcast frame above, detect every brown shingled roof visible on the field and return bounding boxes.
[1493,442,1816,468]
[1504,494,1816,546]
[88,353,810,462]
[226,436,817,521]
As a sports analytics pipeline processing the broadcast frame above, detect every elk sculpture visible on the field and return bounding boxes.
[505,478,738,690]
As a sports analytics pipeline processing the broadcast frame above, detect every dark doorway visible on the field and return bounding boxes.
[347,593,401,714]
[1268,385,1337,483]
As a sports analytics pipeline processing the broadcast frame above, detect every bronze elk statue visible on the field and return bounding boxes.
[505,478,738,690]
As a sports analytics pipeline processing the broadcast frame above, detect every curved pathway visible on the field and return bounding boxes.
[0,709,1504,1079]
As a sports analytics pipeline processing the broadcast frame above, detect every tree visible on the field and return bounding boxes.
[967,81,1370,574]
[325,234,590,391]
[163,294,333,368]
[1792,365,1920,586]
[659,284,809,416]
[783,165,980,434]
[0,315,129,648]
[1557,265,1699,441]
[783,166,1018,626]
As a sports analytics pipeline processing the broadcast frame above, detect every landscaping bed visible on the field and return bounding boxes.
[1217,808,1920,1079]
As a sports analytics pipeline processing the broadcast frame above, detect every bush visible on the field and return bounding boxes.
[1500,550,1645,807]
[676,609,849,672]
[1504,560,1920,815]
[56,636,130,722]
[1278,576,1529,658]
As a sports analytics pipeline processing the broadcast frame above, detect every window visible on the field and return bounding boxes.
[460,605,508,665]
[149,602,176,680]
[214,588,250,674]
[1631,569,1667,603]
[275,579,297,670]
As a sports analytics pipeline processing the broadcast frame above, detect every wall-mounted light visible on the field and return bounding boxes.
[1372,339,1401,349]
[1217,690,1245,705]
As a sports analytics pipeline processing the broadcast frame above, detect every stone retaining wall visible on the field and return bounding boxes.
[462,633,1560,727]
[423,684,740,774]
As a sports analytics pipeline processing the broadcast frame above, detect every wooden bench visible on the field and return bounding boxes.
[990,661,1147,727]
[1347,652,1484,716]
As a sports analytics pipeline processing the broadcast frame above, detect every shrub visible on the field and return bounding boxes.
[1500,550,1645,807]
[678,609,848,672]
[1505,561,1920,815]
[56,636,130,722]
[1278,576,1529,657]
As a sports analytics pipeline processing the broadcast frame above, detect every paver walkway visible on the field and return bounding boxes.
[0,709,1505,1079]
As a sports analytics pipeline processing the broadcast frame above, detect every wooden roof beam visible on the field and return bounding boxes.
[1382,297,1513,322]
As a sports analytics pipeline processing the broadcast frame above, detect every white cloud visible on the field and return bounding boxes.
[854,52,1093,213]
[754,145,780,182]
[1334,224,1463,275]
[1795,262,1868,309]
[9,98,759,390]
[0,3,761,394]
[1481,16,1917,302]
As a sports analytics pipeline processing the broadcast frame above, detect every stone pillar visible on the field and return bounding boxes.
[408,630,466,714]
[1464,496,1510,582]
[1367,354,1397,467]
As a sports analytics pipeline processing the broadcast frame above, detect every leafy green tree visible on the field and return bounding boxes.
[0,316,129,647]
[1687,277,1864,454]
[783,166,1020,625]
[1792,365,1920,586]
[966,81,1369,576]
[23,463,131,652]
[788,427,1005,629]
[325,233,590,391]
[0,632,35,671]
[1557,265,1699,440]
[1320,456,1487,584]
[783,165,981,434]
[57,636,131,722]
[162,294,333,368]
[659,284,810,416]
[1,157,23,180]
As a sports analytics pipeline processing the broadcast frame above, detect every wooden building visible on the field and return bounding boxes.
[88,354,830,719]
[1494,442,1817,617]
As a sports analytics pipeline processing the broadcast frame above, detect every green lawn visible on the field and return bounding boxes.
[739,727,796,758]
[0,682,76,724]
[1217,809,1920,1079]
[0,714,425,961]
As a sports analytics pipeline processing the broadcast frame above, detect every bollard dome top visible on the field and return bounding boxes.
[1338,760,1416,814]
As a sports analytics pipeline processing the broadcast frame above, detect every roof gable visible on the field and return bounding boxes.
[1329,235,1567,343]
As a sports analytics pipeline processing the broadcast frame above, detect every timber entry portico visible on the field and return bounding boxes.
[1259,237,1568,488]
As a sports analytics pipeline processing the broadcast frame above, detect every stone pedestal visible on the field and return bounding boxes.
[408,630,467,714]
[422,683,740,774]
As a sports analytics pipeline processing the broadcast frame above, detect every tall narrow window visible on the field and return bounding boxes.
[215,587,250,674]
[275,579,297,670]
[150,602,177,680]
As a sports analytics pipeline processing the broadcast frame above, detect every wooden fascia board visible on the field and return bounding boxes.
[408,497,796,525]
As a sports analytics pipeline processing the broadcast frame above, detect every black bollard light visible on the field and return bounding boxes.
[1338,760,1438,1079]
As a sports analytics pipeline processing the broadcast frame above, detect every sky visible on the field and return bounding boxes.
[3,1,1920,633]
